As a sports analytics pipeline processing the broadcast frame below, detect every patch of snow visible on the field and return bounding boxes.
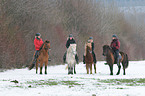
[0,61,145,96]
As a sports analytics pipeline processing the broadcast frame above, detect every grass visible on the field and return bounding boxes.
[25,79,83,88]
[98,78,145,86]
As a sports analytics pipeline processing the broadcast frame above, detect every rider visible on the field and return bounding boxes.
[32,33,43,65]
[110,34,121,67]
[83,37,97,64]
[63,34,79,64]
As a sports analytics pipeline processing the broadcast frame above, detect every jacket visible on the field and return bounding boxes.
[110,39,120,51]
[66,38,76,48]
[34,38,43,50]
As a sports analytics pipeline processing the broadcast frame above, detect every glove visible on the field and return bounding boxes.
[112,47,116,51]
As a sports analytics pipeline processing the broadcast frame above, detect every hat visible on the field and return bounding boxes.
[69,34,73,37]
[89,37,93,40]
[36,33,41,36]
[112,34,117,38]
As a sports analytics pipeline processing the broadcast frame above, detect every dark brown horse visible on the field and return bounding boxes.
[102,45,129,75]
[85,43,96,74]
[29,40,50,74]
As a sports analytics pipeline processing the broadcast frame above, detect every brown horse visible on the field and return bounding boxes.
[85,43,96,74]
[29,40,50,74]
[102,45,129,75]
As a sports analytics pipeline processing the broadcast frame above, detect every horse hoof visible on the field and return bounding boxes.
[110,73,113,75]
[68,72,73,75]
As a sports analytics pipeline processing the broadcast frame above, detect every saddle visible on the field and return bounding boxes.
[113,52,122,64]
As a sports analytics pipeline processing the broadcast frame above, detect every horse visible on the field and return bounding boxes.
[29,40,50,74]
[102,45,129,75]
[66,44,77,75]
[85,42,96,74]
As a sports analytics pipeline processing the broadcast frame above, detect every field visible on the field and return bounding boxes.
[0,61,145,96]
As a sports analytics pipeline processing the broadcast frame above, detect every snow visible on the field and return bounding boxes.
[120,6,145,13]
[0,61,145,96]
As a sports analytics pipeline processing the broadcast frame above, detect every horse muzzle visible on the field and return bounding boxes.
[102,53,105,56]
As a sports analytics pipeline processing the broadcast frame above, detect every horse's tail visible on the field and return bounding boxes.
[28,63,35,70]
[120,52,129,69]
[123,53,129,69]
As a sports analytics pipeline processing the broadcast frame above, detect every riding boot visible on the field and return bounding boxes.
[48,52,51,61]
[63,52,67,63]
[117,57,121,67]
[115,50,120,67]
[83,55,85,64]
[92,51,97,64]
[32,51,39,64]
[75,54,79,64]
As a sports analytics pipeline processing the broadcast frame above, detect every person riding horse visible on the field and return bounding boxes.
[110,34,121,67]
[63,34,79,64]
[32,33,50,65]
[32,33,43,65]
[83,37,97,64]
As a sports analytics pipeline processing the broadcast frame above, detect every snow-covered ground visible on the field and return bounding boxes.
[0,61,145,96]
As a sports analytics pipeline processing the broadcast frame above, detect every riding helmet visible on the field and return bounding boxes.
[36,33,41,36]
[69,34,73,37]
[89,37,93,40]
[112,34,118,38]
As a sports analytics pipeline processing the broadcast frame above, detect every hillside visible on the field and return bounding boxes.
[1,0,145,68]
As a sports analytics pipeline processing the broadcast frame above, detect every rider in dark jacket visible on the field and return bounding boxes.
[63,34,79,64]
[110,34,120,67]
[83,37,97,64]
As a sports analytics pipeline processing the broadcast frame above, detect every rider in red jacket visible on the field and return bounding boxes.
[110,34,121,67]
[34,34,43,51]
[32,33,43,64]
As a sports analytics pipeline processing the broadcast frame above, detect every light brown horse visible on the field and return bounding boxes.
[29,40,50,74]
[102,45,129,75]
[85,43,96,74]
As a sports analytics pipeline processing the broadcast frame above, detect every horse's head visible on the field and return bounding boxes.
[102,45,111,56]
[68,44,77,55]
[86,43,92,53]
[43,40,50,50]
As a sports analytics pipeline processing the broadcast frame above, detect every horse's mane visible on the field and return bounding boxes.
[67,44,76,52]
[103,45,114,53]
[39,40,50,51]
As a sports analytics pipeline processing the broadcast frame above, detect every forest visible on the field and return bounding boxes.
[1,0,145,68]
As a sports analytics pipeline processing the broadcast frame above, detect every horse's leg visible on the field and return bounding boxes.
[86,64,89,74]
[68,64,71,75]
[123,68,126,75]
[122,62,126,75]
[74,64,76,74]
[45,61,48,74]
[36,61,38,74]
[116,62,121,75]
[109,65,113,75]
[40,62,43,74]
[90,64,92,74]
[94,63,96,74]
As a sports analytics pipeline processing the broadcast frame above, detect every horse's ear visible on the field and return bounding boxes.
[45,40,50,43]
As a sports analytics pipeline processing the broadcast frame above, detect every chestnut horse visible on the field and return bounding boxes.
[29,40,50,74]
[85,43,96,74]
[102,45,129,75]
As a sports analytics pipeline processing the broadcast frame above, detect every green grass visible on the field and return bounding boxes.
[98,78,145,86]
[25,79,83,88]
